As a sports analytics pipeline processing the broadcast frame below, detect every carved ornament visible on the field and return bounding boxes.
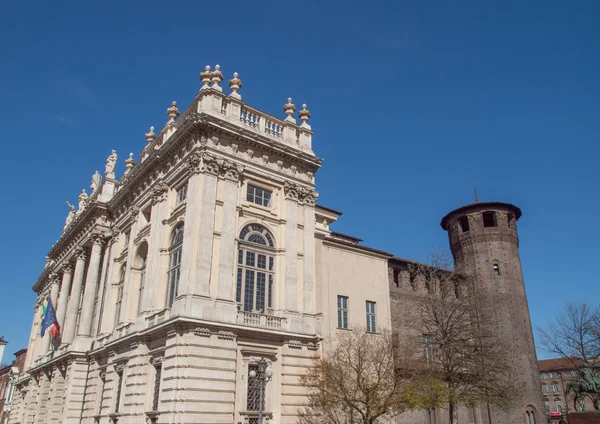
[201,154,219,176]
[151,181,169,204]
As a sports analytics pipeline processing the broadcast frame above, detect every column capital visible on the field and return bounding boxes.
[75,247,88,261]
[218,159,244,182]
[303,190,319,206]
[49,272,61,285]
[62,264,74,274]
[201,153,220,176]
[187,152,203,175]
[89,233,105,246]
[129,205,140,222]
[151,181,169,204]
[283,181,300,201]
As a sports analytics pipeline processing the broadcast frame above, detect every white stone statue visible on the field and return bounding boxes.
[90,170,101,192]
[78,189,89,213]
[63,201,76,231]
[105,150,118,178]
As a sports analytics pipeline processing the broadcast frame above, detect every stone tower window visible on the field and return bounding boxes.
[482,211,497,228]
[458,216,470,233]
[507,213,515,229]
[493,263,500,277]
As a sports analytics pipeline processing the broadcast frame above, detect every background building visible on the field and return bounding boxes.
[11,66,542,424]
[538,358,597,421]
[0,348,27,424]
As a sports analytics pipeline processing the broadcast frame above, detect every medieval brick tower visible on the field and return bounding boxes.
[441,202,544,424]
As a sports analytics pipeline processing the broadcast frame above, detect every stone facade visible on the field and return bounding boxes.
[11,66,541,424]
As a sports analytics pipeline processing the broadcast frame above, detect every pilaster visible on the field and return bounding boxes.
[62,249,87,345]
[142,182,169,313]
[61,358,89,424]
[120,208,141,320]
[194,154,219,296]
[55,265,74,332]
[302,193,318,315]
[283,183,299,312]
[78,235,105,338]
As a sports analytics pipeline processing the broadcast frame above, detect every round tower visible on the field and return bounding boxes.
[440,202,544,424]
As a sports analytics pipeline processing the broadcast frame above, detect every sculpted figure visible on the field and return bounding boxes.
[78,189,89,213]
[105,150,118,177]
[91,170,102,192]
[63,201,76,231]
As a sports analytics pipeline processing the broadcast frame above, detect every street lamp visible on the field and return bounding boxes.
[249,358,272,424]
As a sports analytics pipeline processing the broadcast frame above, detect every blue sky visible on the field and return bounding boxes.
[0,0,598,360]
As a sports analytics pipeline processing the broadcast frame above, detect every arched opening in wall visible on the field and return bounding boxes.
[166,223,184,308]
[482,211,498,228]
[134,242,148,315]
[458,216,470,233]
[237,224,275,312]
[493,263,500,277]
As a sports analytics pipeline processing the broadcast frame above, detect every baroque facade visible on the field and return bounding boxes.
[12,65,542,424]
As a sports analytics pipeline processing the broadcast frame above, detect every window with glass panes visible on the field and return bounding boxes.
[247,184,272,207]
[114,264,126,326]
[337,296,348,329]
[366,301,376,332]
[167,224,184,307]
[176,182,188,205]
[236,224,275,312]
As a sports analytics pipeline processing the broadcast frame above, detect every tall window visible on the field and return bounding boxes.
[114,264,126,326]
[366,301,376,333]
[237,224,275,312]
[167,224,184,307]
[135,243,148,315]
[468,405,476,424]
[544,401,550,413]
[152,360,162,411]
[556,401,562,412]
[246,184,272,207]
[551,384,559,393]
[176,182,188,205]
[426,409,436,424]
[424,334,435,365]
[247,363,260,411]
[337,296,348,329]
[541,385,548,393]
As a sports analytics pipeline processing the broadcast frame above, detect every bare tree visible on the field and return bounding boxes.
[299,329,435,424]
[537,302,600,367]
[537,302,600,409]
[408,248,520,424]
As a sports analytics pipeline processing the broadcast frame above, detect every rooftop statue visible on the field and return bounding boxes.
[91,170,101,192]
[566,364,600,410]
[78,189,89,213]
[105,150,118,178]
[63,202,76,232]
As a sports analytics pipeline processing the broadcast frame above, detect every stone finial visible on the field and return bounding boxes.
[211,64,224,91]
[228,72,242,99]
[145,126,156,144]
[299,104,311,124]
[167,101,180,123]
[283,97,296,123]
[200,65,212,90]
[124,153,135,175]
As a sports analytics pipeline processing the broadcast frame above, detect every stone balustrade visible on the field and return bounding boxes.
[237,311,286,329]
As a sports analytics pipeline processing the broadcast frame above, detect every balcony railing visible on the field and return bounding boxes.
[237,311,286,329]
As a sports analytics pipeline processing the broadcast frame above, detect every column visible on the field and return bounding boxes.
[176,153,202,298]
[78,235,104,337]
[41,274,61,354]
[284,182,299,311]
[142,182,169,312]
[93,238,114,333]
[62,249,87,345]
[55,265,73,330]
[302,193,318,314]
[217,162,242,300]
[195,154,219,295]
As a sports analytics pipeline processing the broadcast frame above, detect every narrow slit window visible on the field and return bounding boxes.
[493,263,500,277]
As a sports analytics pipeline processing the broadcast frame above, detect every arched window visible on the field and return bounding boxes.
[135,243,148,315]
[493,263,500,277]
[114,263,126,326]
[167,224,184,307]
[237,224,275,312]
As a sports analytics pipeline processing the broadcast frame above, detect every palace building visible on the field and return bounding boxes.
[12,65,543,424]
